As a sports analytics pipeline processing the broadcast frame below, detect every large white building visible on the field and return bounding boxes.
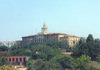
[21,23,80,47]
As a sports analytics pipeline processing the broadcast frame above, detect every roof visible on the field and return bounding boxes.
[22,33,80,38]
[62,52,72,55]
[22,35,35,38]
[0,41,16,43]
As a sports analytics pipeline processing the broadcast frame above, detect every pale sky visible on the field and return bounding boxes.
[0,0,100,41]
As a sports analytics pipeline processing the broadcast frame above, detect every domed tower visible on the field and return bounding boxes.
[41,22,48,34]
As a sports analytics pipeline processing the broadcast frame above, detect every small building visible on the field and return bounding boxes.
[7,56,29,65]
[62,52,72,55]
[0,41,16,47]
[61,49,72,55]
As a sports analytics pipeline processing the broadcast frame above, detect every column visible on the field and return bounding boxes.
[7,57,9,62]
[11,57,13,64]
[15,57,16,63]
[18,57,20,62]
[22,57,23,62]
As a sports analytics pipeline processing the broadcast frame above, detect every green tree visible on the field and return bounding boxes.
[46,42,67,49]
[33,59,63,70]
[73,34,100,60]
[72,43,88,57]
[73,42,100,60]
[26,59,35,70]
[9,45,20,51]
[51,54,75,69]
[78,37,86,45]
[0,46,8,51]
[86,34,94,43]
[31,45,61,60]
[0,56,8,66]
[76,55,91,70]
[9,48,32,56]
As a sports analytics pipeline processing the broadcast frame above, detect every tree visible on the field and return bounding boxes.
[72,43,88,57]
[78,37,86,45]
[86,34,94,43]
[0,56,8,66]
[51,54,75,69]
[46,42,67,49]
[9,48,32,56]
[9,45,20,51]
[26,60,35,70]
[73,42,100,60]
[0,46,8,51]
[85,61,100,70]
[32,59,63,70]
[73,34,100,60]
[76,55,91,70]
[31,45,61,60]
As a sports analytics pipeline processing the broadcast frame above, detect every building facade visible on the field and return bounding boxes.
[0,41,16,47]
[7,56,28,65]
[21,23,80,47]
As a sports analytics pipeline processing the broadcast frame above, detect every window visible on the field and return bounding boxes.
[9,58,11,62]
[20,58,22,61]
[23,58,26,62]
[73,41,76,44]
[16,58,18,62]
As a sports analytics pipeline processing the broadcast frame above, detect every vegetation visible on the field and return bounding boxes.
[0,56,8,66]
[0,46,8,51]
[73,34,100,60]
[0,34,100,70]
[27,59,63,70]
[75,55,91,70]
[0,65,18,70]
[51,54,75,69]
[31,45,61,60]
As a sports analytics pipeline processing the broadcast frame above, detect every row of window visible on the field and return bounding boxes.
[8,58,26,62]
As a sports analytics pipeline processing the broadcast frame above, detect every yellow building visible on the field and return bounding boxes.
[21,23,80,47]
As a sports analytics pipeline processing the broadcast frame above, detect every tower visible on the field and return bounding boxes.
[41,22,48,34]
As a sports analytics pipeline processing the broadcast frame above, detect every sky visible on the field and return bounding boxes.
[0,0,100,41]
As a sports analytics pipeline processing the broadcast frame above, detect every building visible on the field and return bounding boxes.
[7,56,28,65]
[21,23,80,47]
[0,41,16,47]
[15,40,22,46]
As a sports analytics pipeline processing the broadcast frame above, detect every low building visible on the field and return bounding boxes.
[7,56,29,65]
[0,41,16,47]
[21,23,80,47]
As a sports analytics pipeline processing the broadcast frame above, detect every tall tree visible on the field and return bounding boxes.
[73,34,100,60]
[86,34,94,43]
